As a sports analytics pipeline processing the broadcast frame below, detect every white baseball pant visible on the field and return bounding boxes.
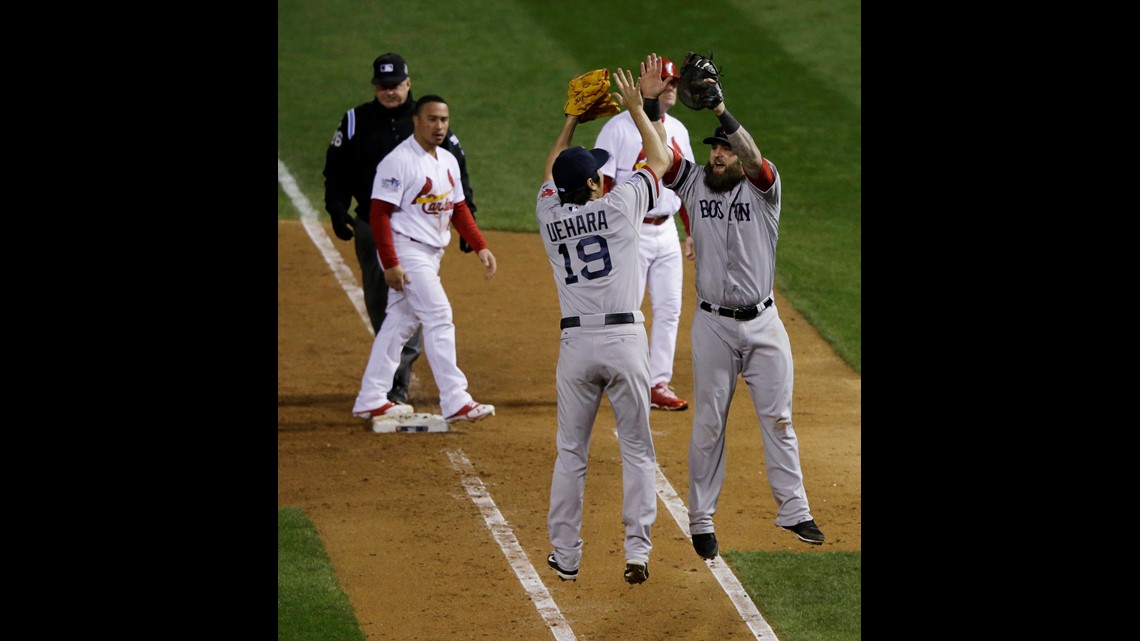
[637,218,684,388]
[353,234,476,418]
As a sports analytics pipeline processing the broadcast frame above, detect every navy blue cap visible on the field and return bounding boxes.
[552,146,610,194]
[372,53,409,84]
[703,126,732,147]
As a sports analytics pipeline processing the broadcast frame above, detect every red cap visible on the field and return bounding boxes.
[661,58,679,80]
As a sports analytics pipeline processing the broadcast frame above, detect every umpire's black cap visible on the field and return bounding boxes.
[372,53,409,84]
[703,127,732,147]
[552,146,610,194]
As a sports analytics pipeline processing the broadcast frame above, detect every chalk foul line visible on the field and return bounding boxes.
[446,449,577,641]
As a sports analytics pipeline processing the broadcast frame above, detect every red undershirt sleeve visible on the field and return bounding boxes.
[661,147,683,185]
[450,200,488,253]
[370,199,399,269]
[746,158,776,191]
[641,164,661,199]
[603,175,615,195]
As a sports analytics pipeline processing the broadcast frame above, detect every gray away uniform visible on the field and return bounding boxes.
[537,167,660,570]
[664,156,814,535]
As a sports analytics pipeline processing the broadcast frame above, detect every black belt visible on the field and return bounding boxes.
[699,297,772,321]
[560,312,637,329]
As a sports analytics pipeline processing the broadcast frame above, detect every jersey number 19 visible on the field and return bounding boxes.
[556,235,612,284]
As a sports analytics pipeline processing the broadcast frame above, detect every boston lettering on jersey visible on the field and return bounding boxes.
[545,210,609,242]
[698,200,752,221]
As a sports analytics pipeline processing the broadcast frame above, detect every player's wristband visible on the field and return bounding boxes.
[717,108,741,134]
[643,97,660,121]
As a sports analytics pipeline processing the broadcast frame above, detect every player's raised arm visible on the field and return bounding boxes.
[612,67,669,180]
[713,102,764,180]
[677,52,765,181]
[637,53,672,158]
[544,114,580,183]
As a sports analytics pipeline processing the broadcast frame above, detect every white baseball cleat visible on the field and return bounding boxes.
[446,402,495,423]
[353,401,414,419]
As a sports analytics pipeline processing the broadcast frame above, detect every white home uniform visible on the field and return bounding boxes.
[537,166,660,570]
[595,112,694,390]
[352,135,478,419]
[663,153,815,535]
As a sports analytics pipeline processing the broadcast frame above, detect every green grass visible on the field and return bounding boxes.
[724,550,861,641]
[278,508,366,641]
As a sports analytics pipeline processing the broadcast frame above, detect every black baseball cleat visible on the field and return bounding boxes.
[624,561,649,584]
[780,519,825,545]
[547,552,578,581]
[692,532,718,560]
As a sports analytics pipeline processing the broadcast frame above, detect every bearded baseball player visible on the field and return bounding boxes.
[658,52,825,559]
[593,56,695,412]
[352,94,497,425]
[539,60,671,585]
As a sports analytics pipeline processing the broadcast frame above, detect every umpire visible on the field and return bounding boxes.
[322,52,479,404]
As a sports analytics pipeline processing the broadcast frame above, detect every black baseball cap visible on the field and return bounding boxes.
[552,146,611,194]
[703,126,732,147]
[372,53,409,84]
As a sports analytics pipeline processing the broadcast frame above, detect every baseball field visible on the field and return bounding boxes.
[279,1,860,639]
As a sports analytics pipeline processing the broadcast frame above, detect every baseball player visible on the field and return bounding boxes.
[351,94,497,424]
[540,60,671,586]
[593,57,695,412]
[323,52,481,404]
[656,53,825,559]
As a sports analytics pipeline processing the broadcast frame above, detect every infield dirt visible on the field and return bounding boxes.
[278,220,861,640]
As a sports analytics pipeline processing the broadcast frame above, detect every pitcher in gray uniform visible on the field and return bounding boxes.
[538,60,671,585]
[657,59,826,559]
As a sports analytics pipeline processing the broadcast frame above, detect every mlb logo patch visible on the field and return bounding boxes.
[379,63,395,73]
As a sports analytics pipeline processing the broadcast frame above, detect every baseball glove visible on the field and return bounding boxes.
[677,51,724,110]
[579,92,620,123]
[565,69,620,122]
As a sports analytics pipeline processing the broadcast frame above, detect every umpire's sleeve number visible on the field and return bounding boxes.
[556,235,612,284]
